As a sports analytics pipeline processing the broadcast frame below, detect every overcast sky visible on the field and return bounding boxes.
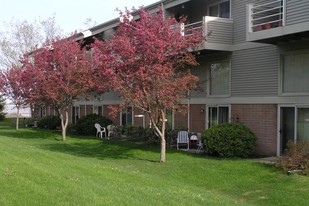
[0,0,159,33]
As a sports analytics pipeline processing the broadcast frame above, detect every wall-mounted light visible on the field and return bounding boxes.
[236,115,240,122]
[200,108,205,113]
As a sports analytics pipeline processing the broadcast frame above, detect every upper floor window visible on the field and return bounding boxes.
[282,51,309,94]
[209,0,230,19]
[209,60,231,96]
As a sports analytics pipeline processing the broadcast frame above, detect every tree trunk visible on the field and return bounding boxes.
[59,108,69,141]
[149,110,167,163]
[160,110,167,163]
[16,106,20,130]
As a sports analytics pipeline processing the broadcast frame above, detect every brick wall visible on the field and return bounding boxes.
[103,105,120,125]
[231,104,277,156]
[174,110,188,130]
[190,104,206,132]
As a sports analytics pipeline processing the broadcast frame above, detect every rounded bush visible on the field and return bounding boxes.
[202,122,257,158]
[37,115,61,130]
[75,114,112,136]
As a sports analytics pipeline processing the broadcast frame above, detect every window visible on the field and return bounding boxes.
[166,109,174,130]
[93,106,102,115]
[282,52,309,94]
[208,106,229,128]
[72,106,79,124]
[40,106,46,118]
[122,106,133,126]
[297,108,309,142]
[280,106,309,154]
[209,60,230,96]
[209,0,230,18]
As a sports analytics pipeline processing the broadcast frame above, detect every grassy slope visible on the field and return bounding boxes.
[0,121,308,206]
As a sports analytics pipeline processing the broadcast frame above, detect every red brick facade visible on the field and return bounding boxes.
[231,104,277,156]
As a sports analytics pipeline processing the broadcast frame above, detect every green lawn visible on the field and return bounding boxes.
[0,120,308,206]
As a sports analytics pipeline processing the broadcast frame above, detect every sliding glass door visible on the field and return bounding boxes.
[280,106,309,154]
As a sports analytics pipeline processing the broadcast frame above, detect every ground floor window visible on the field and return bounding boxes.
[72,106,79,124]
[39,106,46,118]
[121,106,133,126]
[207,106,229,128]
[166,109,174,130]
[93,106,102,116]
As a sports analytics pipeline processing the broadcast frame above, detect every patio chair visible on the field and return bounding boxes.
[94,123,107,139]
[177,130,189,150]
[196,133,203,153]
[107,124,116,138]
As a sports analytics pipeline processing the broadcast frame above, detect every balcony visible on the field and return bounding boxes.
[247,0,309,44]
[182,16,233,52]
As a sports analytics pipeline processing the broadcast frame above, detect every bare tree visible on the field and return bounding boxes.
[0,15,63,123]
[0,15,63,70]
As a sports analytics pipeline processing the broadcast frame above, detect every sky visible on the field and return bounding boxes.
[0,0,159,34]
[1,0,159,115]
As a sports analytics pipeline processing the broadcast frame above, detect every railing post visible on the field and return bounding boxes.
[203,16,207,37]
[247,3,254,33]
[180,23,185,36]
[282,0,286,26]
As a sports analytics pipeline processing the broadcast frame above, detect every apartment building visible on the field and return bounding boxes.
[41,0,309,157]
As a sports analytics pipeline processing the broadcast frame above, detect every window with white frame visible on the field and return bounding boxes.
[282,52,309,94]
[208,106,229,128]
[72,106,79,124]
[122,106,133,126]
[209,60,230,96]
[166,109,174,130]
[297,107,309,142]
[209,0,230,19]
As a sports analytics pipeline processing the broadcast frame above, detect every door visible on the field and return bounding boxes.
[280,107,295,154]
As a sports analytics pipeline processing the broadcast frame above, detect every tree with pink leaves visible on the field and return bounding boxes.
[22,36,93,141]
[92,8,204,162]
[0,66,28,129]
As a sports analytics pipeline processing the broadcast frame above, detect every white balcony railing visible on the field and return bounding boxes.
[248,0,285,32]
[171,16,233,51]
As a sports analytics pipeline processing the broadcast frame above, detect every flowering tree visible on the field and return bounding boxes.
[92,8,204,162]
[23,36,92,141]
[0,66,28,129]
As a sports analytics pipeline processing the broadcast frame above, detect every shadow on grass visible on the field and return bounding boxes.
[0,127,61,140]
[1,127,211,162]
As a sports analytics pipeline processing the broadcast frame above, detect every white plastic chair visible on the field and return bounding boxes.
[107,124,116,138]
[196,133,203,153]
[177,131,189,150]
[95,123,107,139]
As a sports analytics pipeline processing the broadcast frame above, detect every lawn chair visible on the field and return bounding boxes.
[95,123,107,139]
[177,131,189,150]
[196,133,203,153]
[107,124,116,138]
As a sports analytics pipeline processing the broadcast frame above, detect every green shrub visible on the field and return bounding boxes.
[75,114,112,136]
[202,122,257,158]
[37,115,61,130]
[277,140,309,175]
[124,125,159,145]
[166,128,183,147]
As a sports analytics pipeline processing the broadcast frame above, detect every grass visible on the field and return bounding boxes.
[0,119,308,206]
